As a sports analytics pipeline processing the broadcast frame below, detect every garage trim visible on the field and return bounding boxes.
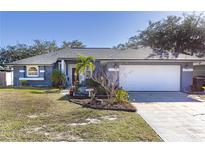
[119,65,181,91]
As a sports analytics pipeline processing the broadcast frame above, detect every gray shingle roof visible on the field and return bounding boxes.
[0,66,11,71]
[8,51,60,65]
[7,47,205,65]
[0,66,4,70]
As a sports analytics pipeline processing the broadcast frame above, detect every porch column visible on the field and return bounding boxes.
[61,60,65,74]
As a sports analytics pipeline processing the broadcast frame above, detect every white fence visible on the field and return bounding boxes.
[0,72,13,86]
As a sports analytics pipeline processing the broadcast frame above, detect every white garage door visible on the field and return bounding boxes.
[119,65,180,91]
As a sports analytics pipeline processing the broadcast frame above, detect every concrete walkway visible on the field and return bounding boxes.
[131,92,205,142]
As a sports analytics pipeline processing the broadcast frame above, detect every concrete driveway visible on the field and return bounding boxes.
[130,92,205,142]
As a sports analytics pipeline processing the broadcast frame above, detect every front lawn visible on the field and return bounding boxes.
[0,88,161,141]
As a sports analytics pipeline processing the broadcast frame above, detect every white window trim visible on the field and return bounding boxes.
[108,68,119,72]
[26,65,39,77]
[19,70,25,73]
[19,77,44,81]
[58,62,61,70]
[182,68,193,72]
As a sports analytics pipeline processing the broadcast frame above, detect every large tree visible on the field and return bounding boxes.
[117,13,205,57]
[61,40,86,49]
[0,39,86,66]
[0,44,30,64]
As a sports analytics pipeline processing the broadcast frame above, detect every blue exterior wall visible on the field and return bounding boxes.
[181,63,193,91]
[13,66,24,86]
[12,61,194,91]
[13,65,53,87]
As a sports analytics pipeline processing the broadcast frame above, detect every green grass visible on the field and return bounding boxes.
[0,87,59,94]
[0,88,161,141]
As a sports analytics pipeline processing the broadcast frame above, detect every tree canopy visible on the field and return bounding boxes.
[0,40,86,66]
[62,40,86,49]
[115,13,205,57]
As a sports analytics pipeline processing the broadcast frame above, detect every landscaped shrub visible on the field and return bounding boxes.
[115,89,129,103]
[51,69,66,88]
[75,82,83,92]
[85,78,99,88]
[96,86,107,95]
[85,79,106,95]
[20,80,29,86]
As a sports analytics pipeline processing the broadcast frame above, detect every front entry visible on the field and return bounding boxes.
[72,68,79,85]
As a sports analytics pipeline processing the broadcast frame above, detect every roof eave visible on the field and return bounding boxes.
[6,63,54,66]
[58,58,205,62]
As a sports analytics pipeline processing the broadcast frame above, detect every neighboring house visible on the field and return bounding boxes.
[0,66,13,86]
[193,62,205,77]
[6,47,205,92]
[193,62,205,91]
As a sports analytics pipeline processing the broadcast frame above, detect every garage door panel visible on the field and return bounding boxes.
[119,65,180,91]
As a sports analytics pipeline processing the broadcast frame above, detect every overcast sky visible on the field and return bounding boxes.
[0,11,184,48]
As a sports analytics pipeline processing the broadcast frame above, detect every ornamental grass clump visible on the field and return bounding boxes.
[114,89,129,103]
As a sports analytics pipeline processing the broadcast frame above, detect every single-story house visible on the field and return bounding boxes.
[6,47,205,92]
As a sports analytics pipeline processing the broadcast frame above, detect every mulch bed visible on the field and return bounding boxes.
[67,96,136,112]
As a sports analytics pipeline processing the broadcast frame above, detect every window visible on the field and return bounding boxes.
[58,62,61,71]
[85,68,92,79]
[27,66,39,77]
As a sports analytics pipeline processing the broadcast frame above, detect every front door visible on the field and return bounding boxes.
[72,68,79,85]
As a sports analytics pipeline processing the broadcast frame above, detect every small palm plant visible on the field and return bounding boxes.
[76,55,95,75]
[76,55,96,98]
